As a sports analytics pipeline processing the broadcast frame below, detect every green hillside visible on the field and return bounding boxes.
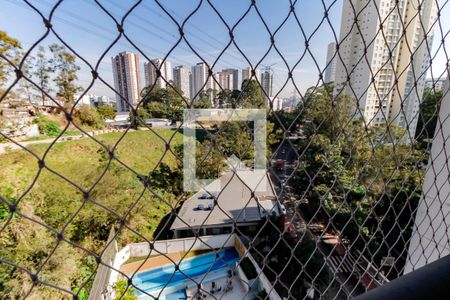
[0,129,183,299]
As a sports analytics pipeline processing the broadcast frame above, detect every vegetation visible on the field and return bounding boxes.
[32,46,54,106]
[76,104,103,129]
[0,129,182,299]
[252,215,329,299]
[239,257,257,280]
[254,289,268,300]
[290,83,427,278]
[415,87,444,148]
[97,105,116,121]
[0,31,21,92]
[33,114,61,136]
[113,279,138,300]
[49,44,82,105]
[141,85,185,121]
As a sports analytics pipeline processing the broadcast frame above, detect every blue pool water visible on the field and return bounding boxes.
[133,248,239,297]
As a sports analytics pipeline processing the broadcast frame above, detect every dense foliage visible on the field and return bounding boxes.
[97,105,116,121]
[415,87,444,148]
[0,130,182,299]
[290,83,426,277]
[76,104,103,129]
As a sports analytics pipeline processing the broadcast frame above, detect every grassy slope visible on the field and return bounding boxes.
[0,129,183,299]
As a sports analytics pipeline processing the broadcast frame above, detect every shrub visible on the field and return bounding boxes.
[97,105,116,121]
[77,104,103,129]
[114,279,137,300]
[44,120,61,136]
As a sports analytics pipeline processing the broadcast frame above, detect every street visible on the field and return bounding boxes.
[270,139,375,298]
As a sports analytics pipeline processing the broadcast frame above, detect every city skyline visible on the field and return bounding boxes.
[2,0,448,100]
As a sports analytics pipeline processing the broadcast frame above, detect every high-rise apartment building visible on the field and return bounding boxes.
[425,78,446,91]
[242,67,261,85]
[260,67,273,100]
[335,0,437,138]
[216,71,234,91]
[111,52,142,112]
[144,58,173,89]
[173,65,191,99]
[222,69,239,90]
[324,42,337,83]
[191,62,216,100]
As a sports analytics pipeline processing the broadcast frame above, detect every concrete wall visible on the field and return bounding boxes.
[234,236,282,300]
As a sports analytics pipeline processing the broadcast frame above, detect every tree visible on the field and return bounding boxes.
[97,105,116,121]
[215,121,254,162]
[415,87,443,147]
[214,89,241,108]
[290,83,427,276]
[241,79,266,109]
[0,31,21,91]
[141,85,185,120]
[76,104,103,128]
[129,107,149,129]
[49,44,82,105]
[32,46,54,106]
[193,96,212,109]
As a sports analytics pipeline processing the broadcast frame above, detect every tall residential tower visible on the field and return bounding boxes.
[143,58,173,89]
[191,62,216,101]
[173,65,191,99]
[111,52,141,112]
[260,67,273,100]
[242,67,260,85]
[334,0,437,138]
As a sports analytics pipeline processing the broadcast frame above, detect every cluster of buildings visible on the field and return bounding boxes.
[324,0,439,138]
[111,52,279,112]
[75,94,115,108]
[110,0,441,137]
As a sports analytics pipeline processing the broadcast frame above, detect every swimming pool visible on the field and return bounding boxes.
[133,248,239,298]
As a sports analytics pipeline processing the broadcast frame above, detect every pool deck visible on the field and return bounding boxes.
[185,277,253,300]
[120,252,182,275]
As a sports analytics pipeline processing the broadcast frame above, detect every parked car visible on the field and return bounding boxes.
[286,225,298,239]
[275,159,285,171]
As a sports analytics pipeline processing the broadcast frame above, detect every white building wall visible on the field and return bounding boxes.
[405,77,450,273]
[324,42,337,83]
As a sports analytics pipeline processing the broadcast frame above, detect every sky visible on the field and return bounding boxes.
[1,0,449,99]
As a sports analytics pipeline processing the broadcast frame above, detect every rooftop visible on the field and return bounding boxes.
[170,171,278,231]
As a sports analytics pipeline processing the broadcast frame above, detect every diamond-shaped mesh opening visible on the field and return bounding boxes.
[1,0,449,299]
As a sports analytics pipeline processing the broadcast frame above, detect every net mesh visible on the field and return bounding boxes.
[0,0,449,299]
